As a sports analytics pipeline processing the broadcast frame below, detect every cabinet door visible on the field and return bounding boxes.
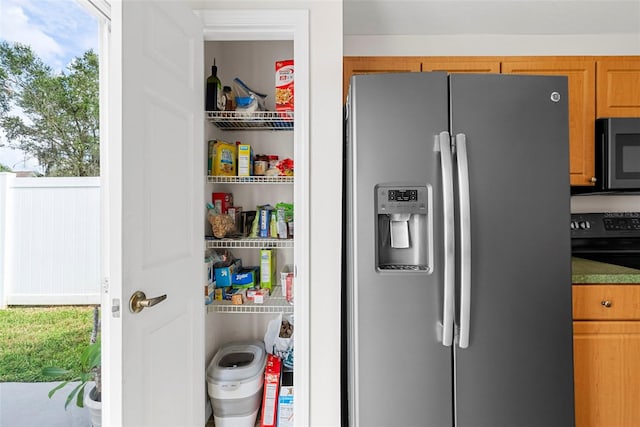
[502,58,596,186]
[343,56,421,102]
[596,57,640,118]
[573,321,640,427]
[422,57,501,73]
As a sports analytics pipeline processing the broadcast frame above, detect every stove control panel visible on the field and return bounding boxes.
[571,212,640,238]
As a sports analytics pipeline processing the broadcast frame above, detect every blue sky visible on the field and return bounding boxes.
[0,0,99,171]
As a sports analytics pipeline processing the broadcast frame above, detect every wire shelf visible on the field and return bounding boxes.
[205,237,294,249]
[207,175,294,184]
[206,285,293,314]
[207,111,294,130]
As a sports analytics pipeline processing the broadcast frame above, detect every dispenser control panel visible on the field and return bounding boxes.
[376,185,428,215]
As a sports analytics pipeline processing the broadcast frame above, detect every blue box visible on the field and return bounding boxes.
[232,266,259,288]
[214,259,241,287]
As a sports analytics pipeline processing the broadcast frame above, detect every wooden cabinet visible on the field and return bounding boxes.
[501,58,596,186]
[421,56,501,74]
[343,56,640,187]
[343,56,421,102]
[596,57,640,118]
[573,284,640,427]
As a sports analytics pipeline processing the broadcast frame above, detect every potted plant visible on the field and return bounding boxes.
[43,306,102,427]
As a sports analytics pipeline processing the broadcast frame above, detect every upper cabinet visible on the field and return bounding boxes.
[343,56,421,102]
[344,56,640,188]
[501,57,596,186]
[422,57,501,74]
[596,57,640,118]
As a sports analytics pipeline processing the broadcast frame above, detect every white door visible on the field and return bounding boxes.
[104,1,204,426]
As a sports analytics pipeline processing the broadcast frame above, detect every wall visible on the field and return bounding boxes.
[343,0,640,56]
[0,173,101,307]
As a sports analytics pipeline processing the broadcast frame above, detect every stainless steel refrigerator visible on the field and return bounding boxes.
[344,72,575,427]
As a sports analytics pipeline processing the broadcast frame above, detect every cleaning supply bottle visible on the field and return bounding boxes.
[205,59,222,111]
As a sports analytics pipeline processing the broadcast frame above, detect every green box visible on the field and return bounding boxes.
[260,248,276,290]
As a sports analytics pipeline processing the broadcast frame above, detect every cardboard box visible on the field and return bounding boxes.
[212,192,233,214]
[237,144,253,177]
[278,369,294,427]
[275,60,294,115]
[260,249,276,290]
[260,354,282,427]
[232,266,258,288]
[214,259,241,287]
[212,140,236,176]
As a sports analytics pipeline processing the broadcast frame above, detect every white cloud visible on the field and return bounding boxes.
[0,0,98,72]
[0,0,65,67]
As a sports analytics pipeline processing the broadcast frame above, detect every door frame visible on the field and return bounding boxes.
[99,6,310,425]
[195,10,311,423]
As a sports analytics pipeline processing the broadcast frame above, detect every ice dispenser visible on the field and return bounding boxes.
[375,184,430,271]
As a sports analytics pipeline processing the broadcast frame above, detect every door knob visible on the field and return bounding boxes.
[129,291,167,313]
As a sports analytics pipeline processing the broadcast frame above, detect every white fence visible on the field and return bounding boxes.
[0,173,101,307]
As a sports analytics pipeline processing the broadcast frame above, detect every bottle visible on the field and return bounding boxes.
[223,86,235,111]
[205,59,222,111]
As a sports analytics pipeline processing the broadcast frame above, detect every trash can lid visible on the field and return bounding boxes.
[207,340,266,383]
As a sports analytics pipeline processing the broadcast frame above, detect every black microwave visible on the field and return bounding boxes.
[572,117,640,194]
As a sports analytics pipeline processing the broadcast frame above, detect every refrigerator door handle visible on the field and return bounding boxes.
[455,133,472,349]
[439,131,455,347]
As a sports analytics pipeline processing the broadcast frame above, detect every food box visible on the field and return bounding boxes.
[212,140,237,176]
[215,259,241,287]
[246,288,269,304]
[275,60,294,115]
[280,264,294,304]
[260,354,282,427]
[237,144,253,177]
[277,369,294,427]
[260,249,276,290]
[232,267,259,288]
[212,192,233,215]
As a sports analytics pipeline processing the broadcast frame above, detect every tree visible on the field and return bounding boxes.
[0,41,99,176]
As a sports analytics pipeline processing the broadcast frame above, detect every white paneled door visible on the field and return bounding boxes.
[105,1,204,425]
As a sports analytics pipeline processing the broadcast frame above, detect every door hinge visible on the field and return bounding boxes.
[102,277,110,294]
[112,298,121,318]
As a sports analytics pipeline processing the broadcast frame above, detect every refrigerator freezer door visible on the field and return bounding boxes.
[449,74,575,427]
[346,72,453,427]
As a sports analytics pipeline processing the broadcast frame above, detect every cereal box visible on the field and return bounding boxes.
[275,60,294,114]
[212,140,236,176]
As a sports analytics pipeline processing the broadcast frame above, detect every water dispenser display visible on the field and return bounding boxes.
[375,184,430,271]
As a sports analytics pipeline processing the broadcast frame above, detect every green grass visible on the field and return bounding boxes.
[0,306,95,382]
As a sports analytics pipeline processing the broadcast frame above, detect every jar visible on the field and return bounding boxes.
[254,155,269,176]
[267,155,279,170]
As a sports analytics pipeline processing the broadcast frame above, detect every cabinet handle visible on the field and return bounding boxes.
[589,177,597,183]
[601,300,612,308]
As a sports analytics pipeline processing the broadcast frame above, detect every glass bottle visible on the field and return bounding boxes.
[205,59,222,111]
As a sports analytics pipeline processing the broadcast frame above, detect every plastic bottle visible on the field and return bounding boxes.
[205,59,222,111]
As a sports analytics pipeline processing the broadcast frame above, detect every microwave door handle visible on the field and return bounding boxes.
[439,131,455,347]
[455,133,472,349]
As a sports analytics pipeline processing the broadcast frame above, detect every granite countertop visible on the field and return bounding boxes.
[572,257,640,284]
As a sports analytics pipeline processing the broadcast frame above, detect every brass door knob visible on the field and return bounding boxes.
[129,291,167,313]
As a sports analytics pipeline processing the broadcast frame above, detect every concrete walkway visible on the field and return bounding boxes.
[0,382,91,427]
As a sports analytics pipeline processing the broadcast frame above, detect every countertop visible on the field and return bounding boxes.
[572,257,640,284]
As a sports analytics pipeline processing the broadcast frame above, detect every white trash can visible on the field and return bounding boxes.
[206,340,267,427]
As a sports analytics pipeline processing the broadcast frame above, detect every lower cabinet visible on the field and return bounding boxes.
[573,284,640,427]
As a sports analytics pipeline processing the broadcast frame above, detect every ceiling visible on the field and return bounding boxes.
[343,0,640,36]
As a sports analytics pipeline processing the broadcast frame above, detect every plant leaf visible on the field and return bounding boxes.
[64,382,84,410]
[47,381,70,399]
[42,367,72,377]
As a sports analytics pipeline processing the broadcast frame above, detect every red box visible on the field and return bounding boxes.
[260,354,282,427]
[212,192,233,214]
[275,59,294,115]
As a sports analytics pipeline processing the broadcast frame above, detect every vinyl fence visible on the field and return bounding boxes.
[0,173,101,308]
